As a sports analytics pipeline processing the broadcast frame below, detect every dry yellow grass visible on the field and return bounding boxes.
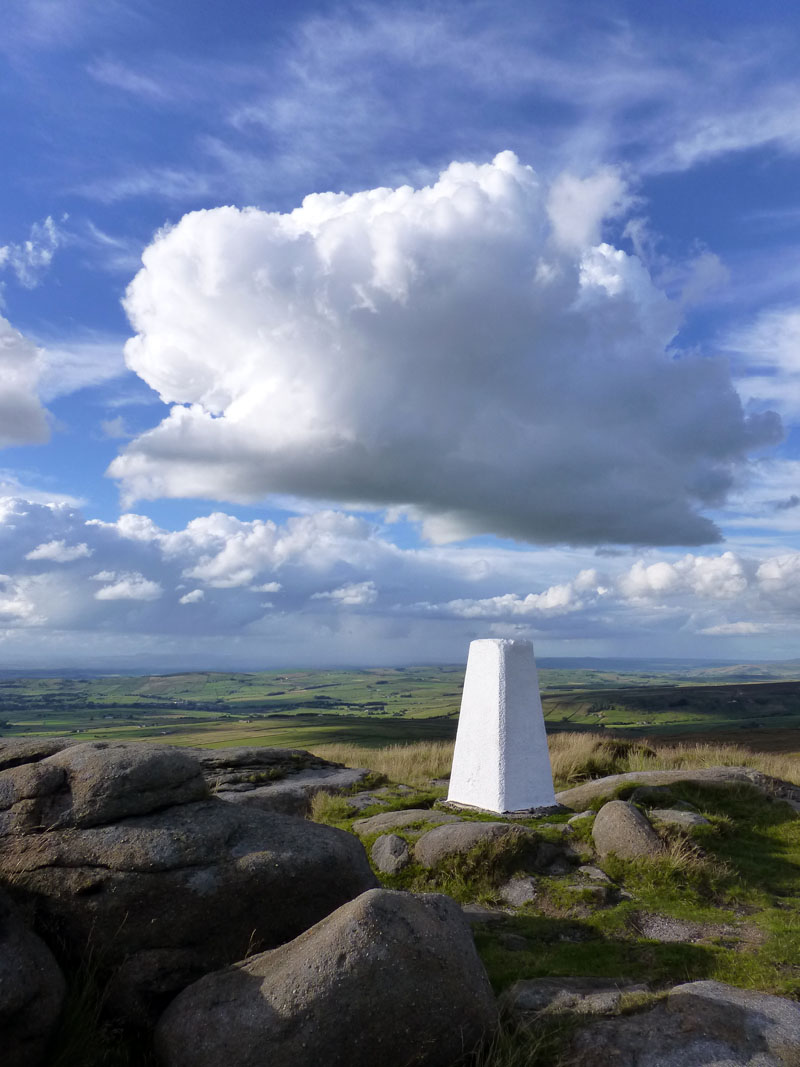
[309,740,454,787]
[310,732,800,789]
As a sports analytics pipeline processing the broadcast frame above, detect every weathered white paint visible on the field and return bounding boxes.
[447,638,555,813]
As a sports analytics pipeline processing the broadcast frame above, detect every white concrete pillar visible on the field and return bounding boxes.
[447,638,555,813]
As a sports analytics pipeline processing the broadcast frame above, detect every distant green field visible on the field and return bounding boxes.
[2,662,800,751]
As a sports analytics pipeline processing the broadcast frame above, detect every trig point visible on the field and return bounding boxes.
[447,638,556,814]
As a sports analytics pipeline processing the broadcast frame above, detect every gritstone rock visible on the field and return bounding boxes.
[569,979,800,1066]
[155,888,498,1067]
[556,766,800,811]
[0,741,377,1023]
[414,821,536,868]
[192,745,369,816]
[0,888,65,1067]
[592,800,663,859]
[370,833,411,873]
[498,875,538,907]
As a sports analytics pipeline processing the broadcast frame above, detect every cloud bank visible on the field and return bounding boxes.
[111,152,778,547]
[2,495,800,665]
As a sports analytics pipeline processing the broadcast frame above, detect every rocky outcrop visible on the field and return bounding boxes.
[569,979,800,1066]
[0,741,377,1023]
[592,800,664,859]
[556,766,800,811]
[0,740,208,833]
[0,889,65,1067]
[156,888,497,1067]
[192,746,370,815]
[0,737,370,819]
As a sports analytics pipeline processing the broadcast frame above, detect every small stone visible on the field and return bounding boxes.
[592,801,663,859]
[461,904,507,924]
[498,876,538,907]
[578,865,612,883]
[567,810,594,824]
[370,834,410,874]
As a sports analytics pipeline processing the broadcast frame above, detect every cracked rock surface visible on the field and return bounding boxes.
[0,740,377,1024]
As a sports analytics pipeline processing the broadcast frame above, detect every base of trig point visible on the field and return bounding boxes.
[446,638,556,815]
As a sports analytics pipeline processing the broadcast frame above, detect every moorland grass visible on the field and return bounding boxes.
[309,732,800,789]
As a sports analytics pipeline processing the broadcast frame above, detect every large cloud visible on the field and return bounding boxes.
[111,152,778,547]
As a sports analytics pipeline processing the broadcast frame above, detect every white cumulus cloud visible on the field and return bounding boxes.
[25,539,92,562]
[312,581,378,606]
[178,588,204,604]
[110,152,778,547]
[92,570,163,601]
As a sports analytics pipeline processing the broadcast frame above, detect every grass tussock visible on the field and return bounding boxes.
[467,1017,573,1067]
[311,732,800,790]
[309,740,455,787]
[47,956,156,1067]
[309,790,357,824]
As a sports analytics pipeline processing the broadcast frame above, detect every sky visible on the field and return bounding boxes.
[2,0,800,670]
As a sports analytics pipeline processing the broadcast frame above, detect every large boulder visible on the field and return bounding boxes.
[155,888,498,1067]
[192,746,370,816]
[569,979,800,1066]
[0,888,65,1067]
[592,800,663,859]
[556,766,800,811]
[0,740,208,833]
[414,821,536,868]
[0,741,377,1023]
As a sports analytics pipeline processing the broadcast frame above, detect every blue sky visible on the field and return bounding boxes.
[2,0,800,669]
